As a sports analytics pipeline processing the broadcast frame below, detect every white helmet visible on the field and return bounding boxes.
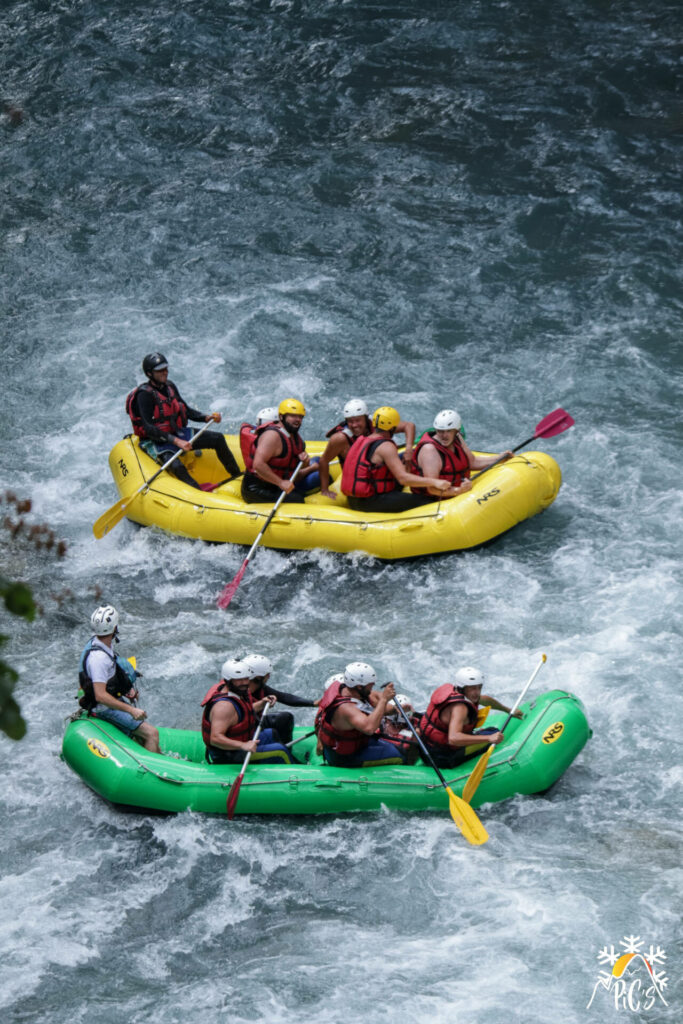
[454,666,485,689]
[221,658,255,682]
[394,693,412,709]
[91,605,119,636]
[343,398,369,419]
[433,409,462,432]
[324,673,344,688]
[344,661,377,688]
[243,653,273,678]
[256,406,279,426]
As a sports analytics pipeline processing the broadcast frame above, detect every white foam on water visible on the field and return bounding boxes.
[2,4,682,1022]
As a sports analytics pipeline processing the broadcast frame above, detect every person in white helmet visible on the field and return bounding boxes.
[244,653,320,746]
[419,666,522,769]
[412,409,513,499]
[315,662,409,767]
[200,658,296,765]
[377,691,420,765]
[319,399,417,500]
[256,407,279,427]
[78,606,161,753]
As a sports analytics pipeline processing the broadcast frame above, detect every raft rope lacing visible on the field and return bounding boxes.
[74,693,573,791]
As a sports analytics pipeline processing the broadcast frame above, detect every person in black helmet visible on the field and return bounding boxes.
[126,353,242,490]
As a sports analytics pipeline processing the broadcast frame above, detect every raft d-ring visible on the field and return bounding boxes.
[360,522,368,531]
[193,505,205,514]
[435,513,444,522]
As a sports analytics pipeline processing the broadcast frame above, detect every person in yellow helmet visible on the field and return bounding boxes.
[318,398,417,499]
[340,406,450,512]
[241,398,318,504]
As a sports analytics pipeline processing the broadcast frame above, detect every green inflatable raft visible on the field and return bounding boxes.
[61,689,591,816]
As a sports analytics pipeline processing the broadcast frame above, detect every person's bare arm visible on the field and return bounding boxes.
[334,684,396,735]
[446,704,503,748]
[318,434,348,498]
[209,702,256,752]
[379,442,449,492]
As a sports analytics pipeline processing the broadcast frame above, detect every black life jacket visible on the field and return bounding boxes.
[125,381,188,439]
[78,639,139,711]
[410,431,470,493]
[340,434,399,497]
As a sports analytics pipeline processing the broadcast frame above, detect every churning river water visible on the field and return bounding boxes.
[1,2,681,1022]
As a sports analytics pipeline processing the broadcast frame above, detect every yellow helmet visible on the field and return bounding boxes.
[372,406,400,431]
[278,398,306,417]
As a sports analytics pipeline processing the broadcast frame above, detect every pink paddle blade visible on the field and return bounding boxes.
[226,775,243,819]
[216,561,247,609]
[534,408,574,439]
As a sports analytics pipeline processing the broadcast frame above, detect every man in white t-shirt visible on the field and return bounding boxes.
[78,605,161,753]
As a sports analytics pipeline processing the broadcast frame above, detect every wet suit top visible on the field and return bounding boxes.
[255,683,317,708]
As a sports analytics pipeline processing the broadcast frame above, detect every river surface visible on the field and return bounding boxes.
[1,2,681,1022]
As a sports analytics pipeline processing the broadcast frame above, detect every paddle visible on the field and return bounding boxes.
[285,729,316,749]
[93,419,216,539]
[390,696,489,846]
[226,700,273,819]
[216,461,303,609]
[472,408,574,482]
[462,653,547,804]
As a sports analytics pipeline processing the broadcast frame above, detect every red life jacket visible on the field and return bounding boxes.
[315,680,370,755]
[200,682,256,749]
[239,422,257,464]
[420,685,478,748]
[125,381,188,439]
[410,432,470,494]
[341,434,399,498]
[244,423,305,479]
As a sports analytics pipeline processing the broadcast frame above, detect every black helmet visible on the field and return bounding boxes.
[142,352,169,376]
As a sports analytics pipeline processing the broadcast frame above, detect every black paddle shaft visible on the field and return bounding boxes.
[390,696,451,791]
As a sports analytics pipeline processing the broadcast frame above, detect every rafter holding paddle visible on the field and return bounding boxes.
[473,408,574,482]
[462,653,547,805]
[93,418,216,539]
[225,700,274,819]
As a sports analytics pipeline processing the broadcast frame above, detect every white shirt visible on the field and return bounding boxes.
[86,637,116,685]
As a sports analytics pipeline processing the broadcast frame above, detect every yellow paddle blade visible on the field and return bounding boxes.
[93,493,139,539]
[127,656,136,670]
[446,786,489,845]
[475,706,490,727]
[461,744,494,804]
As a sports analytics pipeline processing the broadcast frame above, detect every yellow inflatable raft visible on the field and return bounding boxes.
[104,433,561,559]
